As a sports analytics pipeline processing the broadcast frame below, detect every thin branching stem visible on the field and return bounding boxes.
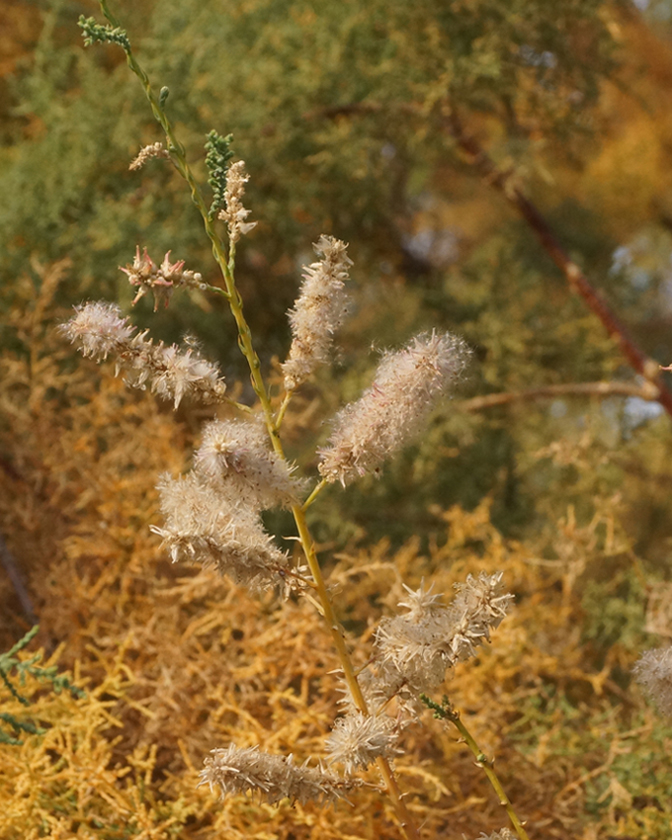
[422,695,530,840]
[302,478,328,511]
[274,391,292,428]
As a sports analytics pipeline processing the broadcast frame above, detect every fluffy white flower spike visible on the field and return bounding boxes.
[319,331,470,486]
[199,745,359,805]
[152,473,292,591]
[326,712,402,775]
[62,302,226,408]
[282,235,352,391]
[194,419,306,510]
[374,572,513,696]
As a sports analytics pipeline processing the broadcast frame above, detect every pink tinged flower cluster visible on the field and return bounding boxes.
[318,331,470,486]
[633,645,672,717]
[374,573,514,695]
[151,473,292,592]
[282,235,352,391]
[199,745,359,806]
[120,246,203,310]
[217,160,257,244]
[194,419,306,510]
[325,712,402,775]
[61,302,226,409]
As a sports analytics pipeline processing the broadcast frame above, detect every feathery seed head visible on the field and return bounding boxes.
[282,235,352,391]
[62,302,226,408]
[152,473,293,591]
[318,331,470,486]
[60,301,135,360]
[194,418,306,510]
[373,572,513,694]
[326,712,402,774]
[199,744,359,805]
[397,580,445,622]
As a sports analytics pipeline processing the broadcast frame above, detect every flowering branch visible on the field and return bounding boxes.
[80,8,423,835]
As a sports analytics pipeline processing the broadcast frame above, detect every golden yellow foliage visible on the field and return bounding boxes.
[0,262,669,839]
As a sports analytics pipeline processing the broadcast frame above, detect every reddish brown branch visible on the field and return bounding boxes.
[459,381,659,412]
[445,110,672,420]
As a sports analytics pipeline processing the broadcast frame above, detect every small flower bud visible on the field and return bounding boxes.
[129,141,170,171]
[120,246,203,310]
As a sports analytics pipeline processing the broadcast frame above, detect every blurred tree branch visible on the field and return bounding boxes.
[459,380,659,412]
[444,109,672,419]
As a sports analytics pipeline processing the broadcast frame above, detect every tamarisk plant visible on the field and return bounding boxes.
[64,6,524,839]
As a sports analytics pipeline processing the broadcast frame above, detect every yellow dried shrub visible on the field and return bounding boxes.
[1,262,669,839]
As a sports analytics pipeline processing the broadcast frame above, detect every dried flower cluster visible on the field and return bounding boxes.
[120,246,203,310]
[194,419,306,510]
[217,160,257,244]
[373,573,514,697]
[282,235,352,391]
[325,711,402,774]
[151,473,292,591]
[324,574,513,775]
[153,414,307,592]
[61,302,226,408]
[129,141,171,171]
[199,745,358,805]
[319,331,470,486]
[633,645,672,717]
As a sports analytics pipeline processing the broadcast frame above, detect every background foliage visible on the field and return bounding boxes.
[2,0,672,837]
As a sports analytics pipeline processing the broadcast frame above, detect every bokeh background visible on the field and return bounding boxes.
[2,1,672,837]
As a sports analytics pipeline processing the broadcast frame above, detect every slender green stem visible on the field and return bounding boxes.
[223,398,254,415]
[422,695,530,840]
[275,391,292,428]
[100,0,274,432]
[302,478,328,511]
